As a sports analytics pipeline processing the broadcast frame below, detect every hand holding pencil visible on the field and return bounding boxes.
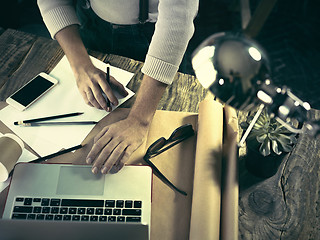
[105,62,111,111]
[72,60,128,111]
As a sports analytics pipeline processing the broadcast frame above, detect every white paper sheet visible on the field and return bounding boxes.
[0,133,37,193]
[0,56,135,156]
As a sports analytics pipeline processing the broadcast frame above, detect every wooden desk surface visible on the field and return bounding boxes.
[0,28,320,239]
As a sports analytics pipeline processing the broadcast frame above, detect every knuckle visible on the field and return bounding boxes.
[95,155,109,166]
[94,141,105,150]
[93,136,100,143]
[101,148,112,158]
[97,97,106,106]
[84,99,91,105]
[114,136,124,143]
[113,149,123,158]
[93,71,105,81]
[87,94,95,102]
[106,129,116,137]
[121,151,130,162]
[124,149,131,157]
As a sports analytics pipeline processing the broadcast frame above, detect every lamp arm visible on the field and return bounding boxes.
[257,82,320,136]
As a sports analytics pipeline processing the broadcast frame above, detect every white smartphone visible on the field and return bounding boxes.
[6,72,58,111]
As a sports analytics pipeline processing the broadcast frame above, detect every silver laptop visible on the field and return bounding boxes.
[0,219,148,240]
[2,163,152,239]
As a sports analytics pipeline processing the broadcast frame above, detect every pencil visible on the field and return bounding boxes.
[106,62,111,109]
[14,112,84,125]
[20,121,98,126]
[30,144,83,163]
[8,144,84,177]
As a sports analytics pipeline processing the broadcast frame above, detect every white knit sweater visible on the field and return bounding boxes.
[37,0,199,84]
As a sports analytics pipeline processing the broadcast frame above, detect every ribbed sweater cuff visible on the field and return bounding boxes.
[42,6,80,39]
[141,55,178,85]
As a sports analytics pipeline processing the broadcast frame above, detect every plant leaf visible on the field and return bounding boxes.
[276,134,294,151]
[256,134,267,143]
[259,138,271,156]
[240,108,297,156]
[272,140,282,155]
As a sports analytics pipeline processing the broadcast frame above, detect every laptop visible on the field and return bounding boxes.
[0,219,148,240]
[2,163,152,239]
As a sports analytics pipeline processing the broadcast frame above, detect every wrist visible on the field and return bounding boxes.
[64,49,92,73]
[55,25,93,74]
[127,111,153,128]
[127,75,167,127]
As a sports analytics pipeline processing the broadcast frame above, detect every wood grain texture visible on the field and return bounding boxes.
[0,29,35,92]
[1,28,320,239]
[0,29,62,101]
[238,109,320,240]
[97,52,207,113]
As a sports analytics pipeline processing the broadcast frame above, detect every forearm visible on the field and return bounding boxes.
[128,74,167,126]
[55,25,92,72]
[55,25,128,110]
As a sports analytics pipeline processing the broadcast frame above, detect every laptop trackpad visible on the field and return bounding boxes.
[56,166,105,195]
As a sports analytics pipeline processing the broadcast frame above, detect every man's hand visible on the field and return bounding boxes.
[86,116,149,174]
[74,64,128,111]
[86,75,168,174]
[55,26,167,173]
[55,25,127,111]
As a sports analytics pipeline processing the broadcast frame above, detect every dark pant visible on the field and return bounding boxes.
[76,1,154,62]
[76,0,188,73]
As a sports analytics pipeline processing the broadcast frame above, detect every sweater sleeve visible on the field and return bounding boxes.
[141,0,199,84]
[37,0,80,39]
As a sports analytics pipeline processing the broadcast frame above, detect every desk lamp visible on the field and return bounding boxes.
[191,32,320,144]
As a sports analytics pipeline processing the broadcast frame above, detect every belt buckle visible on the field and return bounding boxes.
[111,24,120,29]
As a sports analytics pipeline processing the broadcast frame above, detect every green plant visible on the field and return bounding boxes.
[240,110,297,157]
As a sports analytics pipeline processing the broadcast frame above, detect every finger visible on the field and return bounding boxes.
[79,89,94,107]
[86,134,112,164]
[101,142,127,174]
[115,159,125,168]
[100,76,119,106]
[109,161,125,174]
[91,82,110,111]
[110,76,128,97]
[94,126,109,144]
[86,89,102,109]
[97,75,117,103]
[120,145,136,164]
[91,139,121,174]
[106,144,135,174]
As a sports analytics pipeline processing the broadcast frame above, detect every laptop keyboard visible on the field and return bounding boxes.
[11,197,142,223]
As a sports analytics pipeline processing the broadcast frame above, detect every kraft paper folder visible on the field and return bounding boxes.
[188,100,239,240]
[77,99,239,240]
[0,99,239,240]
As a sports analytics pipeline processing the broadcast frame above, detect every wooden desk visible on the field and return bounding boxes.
[1,28,320,239]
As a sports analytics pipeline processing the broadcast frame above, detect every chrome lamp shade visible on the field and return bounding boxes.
[192,32,319,136]
[192,32,271,111]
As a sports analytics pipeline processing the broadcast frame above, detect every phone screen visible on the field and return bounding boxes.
[11,75,55,107]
